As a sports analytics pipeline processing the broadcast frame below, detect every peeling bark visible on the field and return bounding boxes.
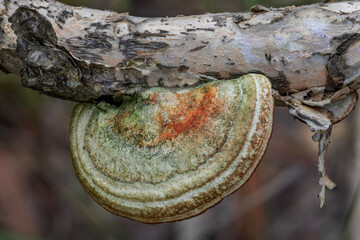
[0,0,360,103]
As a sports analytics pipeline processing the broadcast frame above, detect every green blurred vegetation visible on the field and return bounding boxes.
[0,229,44,240]
[0,72,43,116]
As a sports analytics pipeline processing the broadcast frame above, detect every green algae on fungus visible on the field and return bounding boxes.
[69,74,274,223]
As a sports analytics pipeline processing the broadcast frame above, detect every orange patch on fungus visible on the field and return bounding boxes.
[145,92,159,104]
[112,85,224,147]
[157,86,223,141]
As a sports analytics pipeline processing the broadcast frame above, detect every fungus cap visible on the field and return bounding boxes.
[70,74,274,223]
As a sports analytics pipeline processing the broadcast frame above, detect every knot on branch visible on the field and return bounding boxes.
[8,7,86,101]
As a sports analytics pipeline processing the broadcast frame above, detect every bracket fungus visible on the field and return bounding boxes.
[70,74,274,223]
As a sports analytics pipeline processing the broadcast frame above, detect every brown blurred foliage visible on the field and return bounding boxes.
[1,0,359,240]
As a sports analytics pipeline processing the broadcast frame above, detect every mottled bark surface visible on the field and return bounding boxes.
[0,0,360,103]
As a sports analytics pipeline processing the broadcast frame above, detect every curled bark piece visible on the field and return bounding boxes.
[69,74,273,223]
[274,87,358,207]
[313,128,336,208]
[323,92,358,124]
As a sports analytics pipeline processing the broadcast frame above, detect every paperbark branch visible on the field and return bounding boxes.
[0,0,360,103]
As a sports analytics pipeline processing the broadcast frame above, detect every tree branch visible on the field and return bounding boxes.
[0,0,360,103]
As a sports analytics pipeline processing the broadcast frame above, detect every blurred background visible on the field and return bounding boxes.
[1,0,360,239]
